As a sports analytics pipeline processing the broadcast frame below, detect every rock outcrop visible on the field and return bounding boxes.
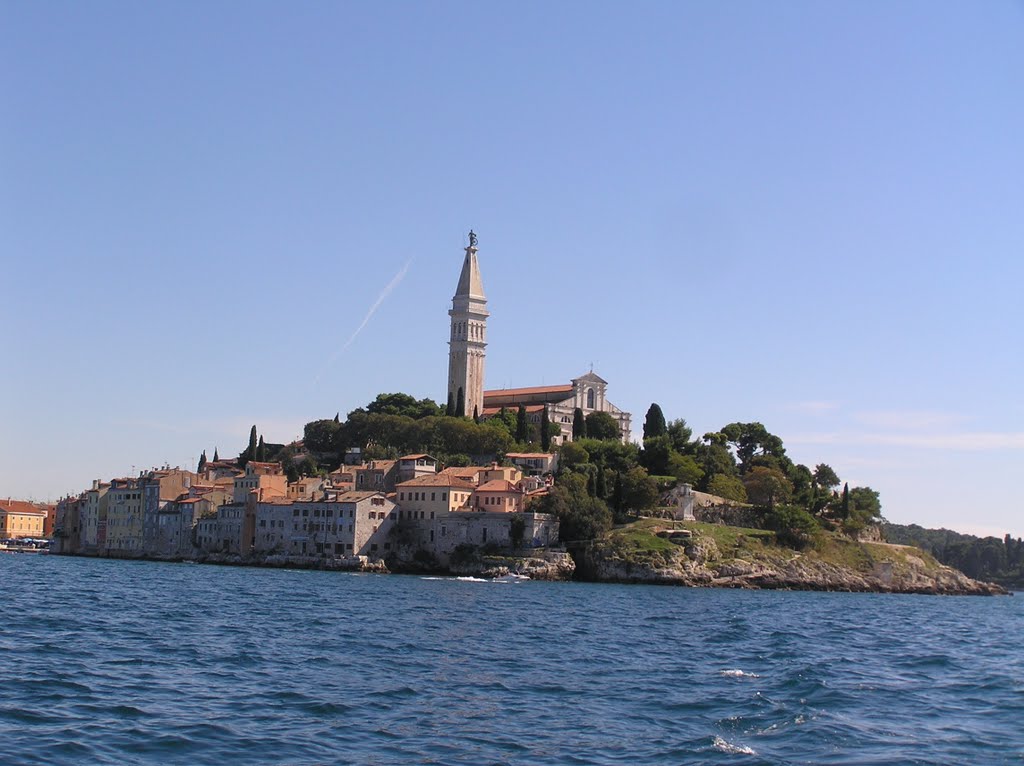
[573,527,1008,595]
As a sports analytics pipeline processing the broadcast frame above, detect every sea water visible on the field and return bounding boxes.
[1,554,1021,765]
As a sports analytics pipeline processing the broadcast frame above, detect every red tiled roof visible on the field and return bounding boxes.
[398,474,476,490]
[475,480,522,494]
[484,385,573,398]
[0,499,47,517]
[399,454,434,461]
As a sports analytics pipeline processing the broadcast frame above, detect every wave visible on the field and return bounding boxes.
[720,669,760,678]
[712,735,757,755]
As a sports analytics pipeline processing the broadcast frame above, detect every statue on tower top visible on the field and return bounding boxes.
[468,229,478,248]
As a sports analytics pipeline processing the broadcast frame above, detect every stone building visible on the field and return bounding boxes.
[447,232,488,419]
[443,231,631,443]
[483,371,631,444]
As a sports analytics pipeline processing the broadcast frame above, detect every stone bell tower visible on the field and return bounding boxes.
[447,230,488,419]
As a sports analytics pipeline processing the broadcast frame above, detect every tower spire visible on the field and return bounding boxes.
[447,231,489,419]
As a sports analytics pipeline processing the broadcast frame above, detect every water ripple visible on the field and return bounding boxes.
[1,556,1022,765]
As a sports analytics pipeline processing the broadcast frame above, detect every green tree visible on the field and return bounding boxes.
[643,403,667,440]
[197,450,207,473]
[515,404,528,443]
[595,463,608,499]
[639,435,673,476]
[707,474,747,503]
[559,441,590,470]
[446,391,455,417]
[813,464,841,491]
[541,406,552,451]
[619,466,659,515]
[572,408,587,440]
[212,447,219,462]
[256,435,267,462]
[530,474,612,542]
[696,433,737,487]
[456,388,465,418]
[721,422,789,474]
[765,504,819,549]
[239,425,258,468]
[585,411,620,441]
[742,466,793,508]
[304,419,343,455]
[666,419,694,454]
[473,405,480,424]
[668,453,704,486]
[367,392,443,419]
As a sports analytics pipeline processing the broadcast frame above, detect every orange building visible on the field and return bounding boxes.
[0,499,48,539]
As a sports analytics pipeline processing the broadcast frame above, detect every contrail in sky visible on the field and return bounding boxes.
[313,259,412,386]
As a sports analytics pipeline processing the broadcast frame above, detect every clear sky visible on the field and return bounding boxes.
[2,2,1022,538]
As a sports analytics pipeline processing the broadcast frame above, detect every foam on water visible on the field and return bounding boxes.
[712,735,757,755]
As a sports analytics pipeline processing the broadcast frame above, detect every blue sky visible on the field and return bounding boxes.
[2,2,1022,538]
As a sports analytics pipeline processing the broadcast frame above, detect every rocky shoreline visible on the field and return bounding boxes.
[570,531,1009,595]
[54,535,1007,595]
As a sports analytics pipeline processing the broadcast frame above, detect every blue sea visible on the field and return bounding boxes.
[1,555,1021,765]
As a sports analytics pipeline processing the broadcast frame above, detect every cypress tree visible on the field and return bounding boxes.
[516,404,528,443]
[446,391,455,417]
[595,462,607,498]
[334,412,340,423]
[248,425,258,459]
[613,472,624,515]
[587,468,598,497]
[257,435,267,462]
[473,405,480,424]
[841,482,850,519]
[643,403,668,440]
[541,405,551,451]
[213,447,219,462]
[197,450,207,473]
[572,407,587,440]
[456,387,465,418]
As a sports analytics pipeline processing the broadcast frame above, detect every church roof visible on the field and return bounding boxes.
[483,385,573,407]
[572,371,608,385]
[454,248,485,299]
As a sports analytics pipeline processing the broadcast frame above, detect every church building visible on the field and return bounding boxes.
[446,232,631,443]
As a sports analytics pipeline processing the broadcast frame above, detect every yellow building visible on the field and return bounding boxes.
[395,474,476,520]
[0,499,47,538]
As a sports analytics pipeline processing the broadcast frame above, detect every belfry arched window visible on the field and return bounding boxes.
[587,388,595,409]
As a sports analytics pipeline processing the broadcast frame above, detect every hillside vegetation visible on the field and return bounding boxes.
[574,518,1006,595]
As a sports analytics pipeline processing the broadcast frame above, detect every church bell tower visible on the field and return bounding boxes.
[447,230,488,418]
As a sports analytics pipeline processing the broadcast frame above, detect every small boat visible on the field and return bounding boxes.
[493,573,530,583]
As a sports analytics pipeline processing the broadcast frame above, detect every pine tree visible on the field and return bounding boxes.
[456,388,465,418]
[516,404,528,443]
[612,472,624,515]
[197,450,207,473]
[643,403,668,440]
[446,391,455,417]
[572,408,587,440]
[541,406,551,451]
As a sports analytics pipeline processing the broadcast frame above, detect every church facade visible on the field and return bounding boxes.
[446,233,631,443]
